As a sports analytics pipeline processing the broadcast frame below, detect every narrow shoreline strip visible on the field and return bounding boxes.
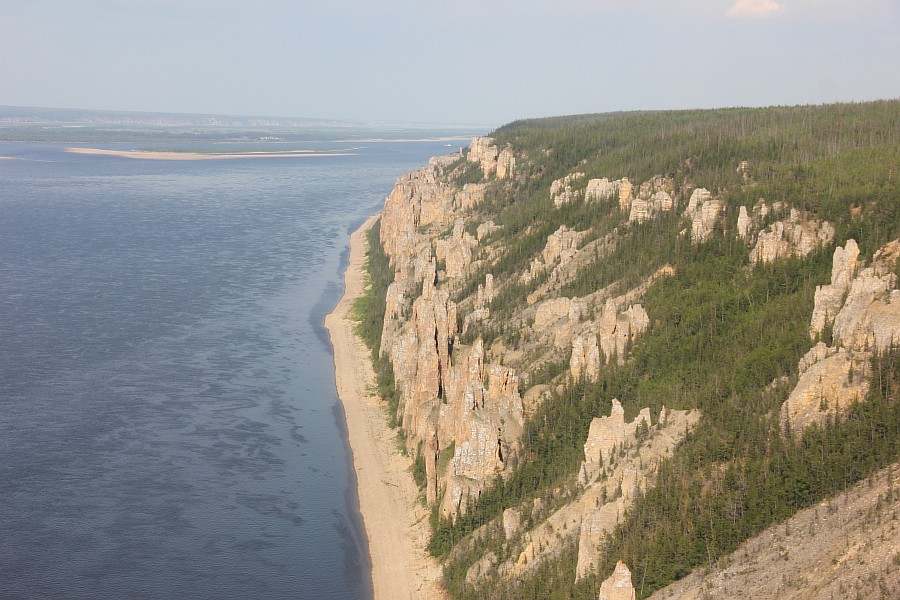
[65,147,356,160]
[324,215,447,600]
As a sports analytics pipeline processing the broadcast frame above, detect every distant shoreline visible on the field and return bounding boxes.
[65,147,358,160]
[333,136,469,143]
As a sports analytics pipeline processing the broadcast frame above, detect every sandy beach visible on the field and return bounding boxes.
[65,147,357,160]
[324,216,447,600]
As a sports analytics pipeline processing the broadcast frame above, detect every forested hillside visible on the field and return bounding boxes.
[357,101,900,599]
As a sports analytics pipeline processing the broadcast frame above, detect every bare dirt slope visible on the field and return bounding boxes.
[649,463,900,600]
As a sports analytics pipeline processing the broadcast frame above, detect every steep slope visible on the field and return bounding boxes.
[357,101,900,599]
[648,463,900,600]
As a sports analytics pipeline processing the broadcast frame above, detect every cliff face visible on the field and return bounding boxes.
[368,105,900,600]
[379,138,525,516]
[464,401,698,586]
[376,147,707,518]
[781,239,900,436]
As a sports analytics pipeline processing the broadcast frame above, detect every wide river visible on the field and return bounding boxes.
[0,140,458,599]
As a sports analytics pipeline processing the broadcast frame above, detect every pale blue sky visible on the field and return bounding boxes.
[1,0,897,126]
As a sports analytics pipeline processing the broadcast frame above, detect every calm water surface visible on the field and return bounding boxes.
[0,141,453,599]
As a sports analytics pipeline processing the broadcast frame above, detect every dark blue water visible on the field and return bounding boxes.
[0,141,452,599]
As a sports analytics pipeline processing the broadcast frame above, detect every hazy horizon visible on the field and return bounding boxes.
[2,1,898,125]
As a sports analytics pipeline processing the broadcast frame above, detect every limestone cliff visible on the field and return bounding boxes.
[684,188,721,244]
[378,149,526,518]
[469,136,515,180]
[599,561,637,600]
[781,239,900,436]
[463,400,699,584]
[366,105,900,600]
[551,172,586,207]
[749,208,835,264]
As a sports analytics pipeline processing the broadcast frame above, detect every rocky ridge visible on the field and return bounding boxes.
[379,139,527,517]
[464,400,699,585]
[376,145,697,520]
[368,122,899,599]
[780,239,900,436]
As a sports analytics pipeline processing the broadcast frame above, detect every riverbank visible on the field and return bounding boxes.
[324,215,447,600]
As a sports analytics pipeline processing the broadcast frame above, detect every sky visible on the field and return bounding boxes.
[0,0,898,126]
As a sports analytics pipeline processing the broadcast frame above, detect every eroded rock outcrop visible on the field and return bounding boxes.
[574,404,699,581]
[565,284,655,381]
[551,172,586,207]
[435,218,477,278]
[479,401,699,583]
[629,190,674,224]
[468,136,499,177]
[378,144,530,517]
[594,299,650,368]
[781,239,900,436]
[388,268,526,514]
[467,136,515,180]
[598,561,637,600]
[585,178,620,203]
[535,296,575,326]
[749,208,835,264]
[439,337,526,516]
[525,225,589,282]
[497,147,516,180]
[684,188,722,244]
[809,239,860,337]
[736,205,751,240]
[476,220,500,241]
[618,178,634,211]
[570,333,602,382]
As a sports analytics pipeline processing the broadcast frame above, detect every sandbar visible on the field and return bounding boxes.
[65,147,357,160]
[325,216,447,600]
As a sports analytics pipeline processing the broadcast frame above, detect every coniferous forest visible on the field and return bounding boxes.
[357,101,900,599]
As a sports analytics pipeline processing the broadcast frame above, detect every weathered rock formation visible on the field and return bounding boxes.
[474,400,699,584]
[683,188,722,244]
[736,205,751,240]
[378,146,530,518]
[585,178,620,203]
[749,208,835,264]
[435,218,477,278]
[570,299,650,380]
[618,178,634,211]
[535,296,578,326]
[467,136,515,180]
[388,268,525,515]
[524,225,589,282]
[456,183,487,211]
[496,147,515,180]
[551,172,586,207]
[598,561,637,600]
[629,190,674,224]
[462,274,495,333]
[781,239,900,436]
[468,136,499,177]
[570,333,602,382]
[476,220,500,241]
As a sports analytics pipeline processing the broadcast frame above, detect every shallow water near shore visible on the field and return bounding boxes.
[0,140,451,599]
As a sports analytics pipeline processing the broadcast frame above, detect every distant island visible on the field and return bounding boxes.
[0,105,487,144]
[64,147,360,161]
